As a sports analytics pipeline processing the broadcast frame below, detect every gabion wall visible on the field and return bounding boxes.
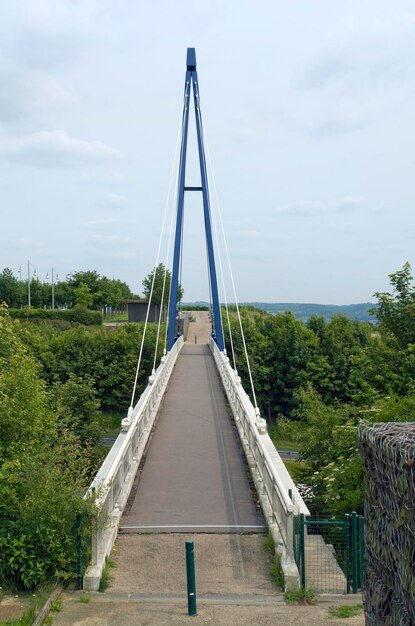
[358,422,415,625]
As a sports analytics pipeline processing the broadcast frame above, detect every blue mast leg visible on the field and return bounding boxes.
[167,67,191,350]
[167,48,224,352]
[192,74,224,351]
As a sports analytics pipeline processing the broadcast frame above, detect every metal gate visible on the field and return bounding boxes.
[293,512,364,594]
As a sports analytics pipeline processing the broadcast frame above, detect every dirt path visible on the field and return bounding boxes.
[52,534,364,625]
[110,535,275,596]
[186,311,211,344]
[51,591,364,625]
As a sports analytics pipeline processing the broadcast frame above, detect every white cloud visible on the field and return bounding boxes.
[275,197,372,218]
[78,173,128,187]
[0,130,120,166]
[85,217,119,226]
[91,234,132,244]
[99,193,128,209]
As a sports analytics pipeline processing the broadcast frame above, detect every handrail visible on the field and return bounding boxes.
[83,336,184,590]
[209,337,309,563]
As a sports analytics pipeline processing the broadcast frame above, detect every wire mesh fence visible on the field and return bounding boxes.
[359,421,415,625]
[294,512,364,594]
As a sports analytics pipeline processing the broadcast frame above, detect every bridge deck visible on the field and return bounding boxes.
[120,344,265,533]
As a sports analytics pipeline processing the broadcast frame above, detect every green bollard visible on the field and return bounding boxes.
[185,541,197,616]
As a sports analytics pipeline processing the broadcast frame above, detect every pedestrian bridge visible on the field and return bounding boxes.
[84,312,309,592]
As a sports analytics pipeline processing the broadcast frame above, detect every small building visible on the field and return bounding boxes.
[121,300,166,323]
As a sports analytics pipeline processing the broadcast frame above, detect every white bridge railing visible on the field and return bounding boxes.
[83,336,184,590]
[209,337,309,588]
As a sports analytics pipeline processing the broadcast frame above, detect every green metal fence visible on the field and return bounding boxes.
[72,512,93,590]
[293,512,364,594]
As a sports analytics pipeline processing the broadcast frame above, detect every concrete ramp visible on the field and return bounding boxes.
[120,344,265,533]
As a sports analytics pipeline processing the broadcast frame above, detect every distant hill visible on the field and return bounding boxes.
[182,301,376,323]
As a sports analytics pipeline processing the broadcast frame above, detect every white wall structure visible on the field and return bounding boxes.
[83,336,184,591]
[209,338,309,590]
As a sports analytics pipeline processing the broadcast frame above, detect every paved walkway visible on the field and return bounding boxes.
[120,343,264,533]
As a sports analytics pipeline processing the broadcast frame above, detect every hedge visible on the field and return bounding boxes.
[4,308,102,325]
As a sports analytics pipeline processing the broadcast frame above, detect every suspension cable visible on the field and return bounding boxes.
[200,124,236,368]
[129,123,182,411]
[204,135,259,410]
[153,153,180,370]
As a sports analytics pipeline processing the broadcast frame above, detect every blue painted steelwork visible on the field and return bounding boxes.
[167,48,224,351]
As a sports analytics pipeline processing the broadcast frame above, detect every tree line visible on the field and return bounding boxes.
[0,305,164,590]
[0,264,182,310]
[0,268,135,309]
[225,262,415,516]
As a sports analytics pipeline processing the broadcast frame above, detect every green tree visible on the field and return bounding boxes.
[0,268,19,306]
[50,373,102,447]
[0,308,94,589]
[372,261,415,348]
[142,263,183,305]
[74,282,94,309]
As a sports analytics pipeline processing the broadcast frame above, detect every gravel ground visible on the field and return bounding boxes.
[51,591,365,625]
[52,534,364,625]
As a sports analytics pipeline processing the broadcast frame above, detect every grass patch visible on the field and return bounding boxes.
[273,438,301,452]
[284,587,316,605]
[98,558,116,592]
[50,598,62,612]
[263,533,275,555]
[79,594,91,604]
[328,604,363,618]
[270,552,284,588]
[283,459,308,483]
[0,610,35,626]
[100,411,123,437]
[263,533,285,589]
[0,586,55,626]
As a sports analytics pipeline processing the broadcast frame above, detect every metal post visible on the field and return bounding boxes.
[75,513,83,590]
[51,267,55,310]
[359,515,365,589]
[299,513,306,589]
[185,541,197,616]
[27,260,31,308]
[351,511,358,593]
[345,514,351,593]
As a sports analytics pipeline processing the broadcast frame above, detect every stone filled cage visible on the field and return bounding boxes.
[358,421,415,625]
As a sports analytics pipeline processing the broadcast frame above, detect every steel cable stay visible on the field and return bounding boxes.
[204,131,261,417]
[127,120,182,419]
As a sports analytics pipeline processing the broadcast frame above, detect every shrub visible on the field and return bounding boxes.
[4,308,102,326]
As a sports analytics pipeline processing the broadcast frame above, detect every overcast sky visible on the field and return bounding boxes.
[1,1,414,304]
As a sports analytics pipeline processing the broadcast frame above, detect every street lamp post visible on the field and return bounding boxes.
[27,260,31,307]
[45,268,59,309]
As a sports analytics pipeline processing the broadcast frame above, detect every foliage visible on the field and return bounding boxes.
[142,263,183,306]
[50,373,102,448]
[0,267,134,310]
[98,558,115,592]
[284,587,316,604]
[5,308,102,325]
[270,552,284,589]
[328,604,363,618]
[0,310,94,590]
[74,283,94,309]
[372,262,415,348]
[39,323,162,411]
[79,594,91,603]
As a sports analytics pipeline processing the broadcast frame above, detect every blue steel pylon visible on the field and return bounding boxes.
[167,48,224,351]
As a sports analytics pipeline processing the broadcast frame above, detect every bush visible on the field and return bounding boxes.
[4,308,102,326]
